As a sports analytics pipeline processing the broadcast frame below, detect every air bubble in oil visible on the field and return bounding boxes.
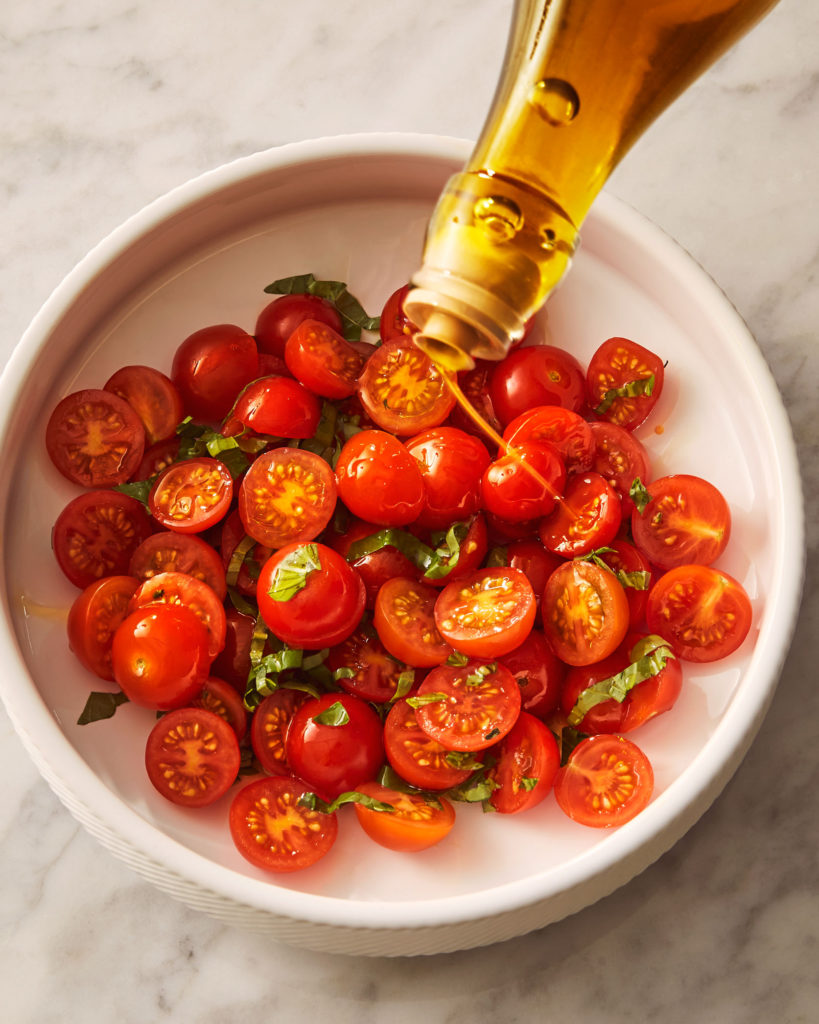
[472,195,524,242]
[531,78,580,126]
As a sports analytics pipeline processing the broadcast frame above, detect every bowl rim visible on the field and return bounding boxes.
[0,132,805,933]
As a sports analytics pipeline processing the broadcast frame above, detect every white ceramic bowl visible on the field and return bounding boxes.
[0,134,804,957]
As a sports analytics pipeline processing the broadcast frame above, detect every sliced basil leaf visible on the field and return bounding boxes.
[113,478,154,508]
[445,651,470,667]
[226,533,258,588]
[615,568,651,591]
[268,543,321,602]
[77,690,129,725]
[630,477,652,515]
[424,521,470,580]
[312,700,350,726]
[299,790,396,815]
[346,528,436,573]
[520,776,539,791]
[444,751,484,771]
[567,639,676,727]
[333,667,356,681]
[595,373,655,416]
[392,670,416,702]
[465,662,497,686]
[406,692,449,708]
[262,272,379,341]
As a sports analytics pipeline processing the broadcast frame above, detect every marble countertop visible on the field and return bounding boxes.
[1,1,817,1020]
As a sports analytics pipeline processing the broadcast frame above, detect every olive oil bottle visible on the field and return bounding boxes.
[406,0,779,370]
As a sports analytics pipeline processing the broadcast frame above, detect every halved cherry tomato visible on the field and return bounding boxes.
[129,571,226,658]
[148,457,233,534]
[145,706,240,808]
[238,447,337,548]
[284,319,364,399]
[554,734,654,828]
[229,775,338,872]
[250,688,310,776]
[256,542,365,649]
[405,426,491,531]
[504,538,564,608]
[589,421,651,514]
[374,577,452,667]
[111,603,212,709]
[353,781,456,853]
[329,517,421,606]
[255,293,343,357]
[379,284,415,343]
[326,627,415,703]
[383,698,478,791]
[489,345,586,425]
[128,531,227,599]
[598,538,652,628]
[357,341,455,435]
[503,406,594,474]
[134,438,180,481]
[434,567,536,659]
[487,712,560,814]
[224,375,320,438]
[481,440,566,522]
[53,490,154,590]
[104,365,183,444]
[586,337,664,430]
[541,560,629,666]
[190,676,248,740]
[67,575,140,680]
[171,324,259,423]
[631,474,731,569]
[498,628,566,719]
[335,429,425,527]
[285,692,384,799]
[45,388,146,488]
[414,660,522,752]
[539,472,622,558]
[646,564,753,662]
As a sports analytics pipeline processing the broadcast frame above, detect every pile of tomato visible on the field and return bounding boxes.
[46,274,754,873]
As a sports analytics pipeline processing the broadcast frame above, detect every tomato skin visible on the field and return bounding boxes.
[128,531,227,600]
[539,472,622,558]
[498,628,566,719]
[415,661,522,752]
[646,564,753,662]
[586,337,664,430]
[67,575,140,681]
[589,421,651,515]
[489,345,586,425]
[46,388,146,488]
[238,447,337,549]
[284,319,364,399]
[434,567,536,659]
[374,577,453,667]
[487,712,560,814]
[598,538,652,628]
[229,775,338,873]
[329,517,421,607]
[134,438,180,481]
[379,284,414,343]
[129,571,226,658]
[326,627,415,703]
[554,734,654,828]
[353,781,456,853]
[357,341,455,435]
[53,490,154,590]
[104,365,183,445]
[405,426,491,531]
[111,603,212,709]
[631,474,731,570]
[335,430,425,527]
[224,375,321,438]
[449,361,503,439]
[256,542,365,650]
[286,692,385,799]
[255,293,343,357]
[504,538,564,609]
[541,560,630,667]
[145,707,240,808]
[148,457,233,535]
[250,689,310,776]
[481,441,566,522]
[503,406,595,474]
[383,698,478,791]
[210,607,255,692]
[171,324,259,423]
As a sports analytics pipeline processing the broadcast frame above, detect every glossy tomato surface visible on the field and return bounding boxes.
[434,566,536,658]
[148,457,233,534]
[489,345,586,424]
[631,475,731,570]
[405,426,491,531]
[353,781,456,852]
[374,576,453,667]
[358,341,455,435]
[586,336,664,430]
[104,364,183,445]
[335,429,425,527]
[487,712,560,814]
[254,293,343,356]
[171,324,259,422]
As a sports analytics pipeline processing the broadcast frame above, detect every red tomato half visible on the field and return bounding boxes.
[541,560,629,667]
[489,345,586,425]
[104,365,183,444]
[284,319,364,399]
[374,577,453,667]
[330,517,421,607]
[229,775,338,872]
[405,426,491,531]
[449,361,503,439]
[53,490,154,590]
[383,698,478,791]
[631,475,731,570]
[128,531,227,600]
[145,707,240,808]
[191,677,248,740]
[67,575,140,680]
[326,627,415,703]
[539,472,622,558]
[586,337,664,430]
[250,689,310,776]
[598,538,652,628]
[255,293,343,357]
[238,447,337,548]
[503,405,594,474]
[554,734,654,828]
[504,538,564,608]
[498,628,566,719]
[148,457,233,534]
[353,781,456,853]
[357,341,455,435]
[589,421,651,515]
[45,388,146,488]
[379,284,415,343]
[256,542,365,649]
[434,567,536,659]
[646,564,753,662]
[335,430,425,527]
[487,712,560,814]
[171,324,259,422]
